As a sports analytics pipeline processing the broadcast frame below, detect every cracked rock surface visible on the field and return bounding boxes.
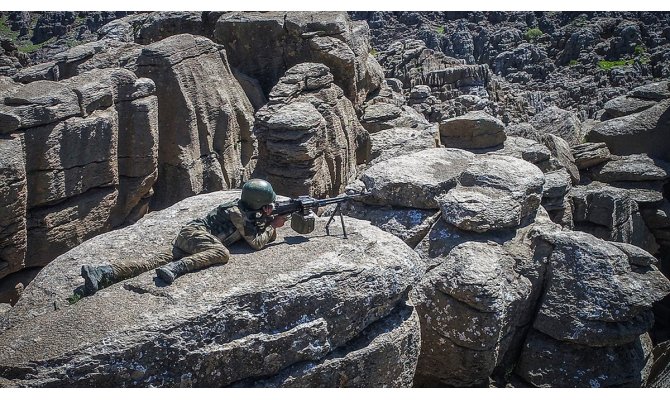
[0,190,424,387]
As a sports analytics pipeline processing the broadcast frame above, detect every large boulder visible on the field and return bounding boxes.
[515,229,670,387]
[529,106,584,146]
[571,142,612,170]
[438,111,506,149]
[368,127,437,166]
[214,12,383,109]
[412,241,532,386]
[0,67,159,280]
[0,191,425,387]
[253,63,366,198]
[586,99,670,161]
[571,182,657,253]
[357,148,475,209]
[135,34,255,209]
[439,155,545,233]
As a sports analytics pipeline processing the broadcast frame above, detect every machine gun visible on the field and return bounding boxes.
[271,193,364,238]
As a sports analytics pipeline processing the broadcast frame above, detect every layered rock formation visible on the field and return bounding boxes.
[253,63,367,198]
[0,191,424,387]
[0,68,158,275]
[213,12,383,109]
[134,34,255,209]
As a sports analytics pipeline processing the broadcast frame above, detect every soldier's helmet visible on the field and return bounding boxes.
[240,179,276,210]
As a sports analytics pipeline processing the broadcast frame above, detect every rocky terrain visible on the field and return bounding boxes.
[1,11,670,388]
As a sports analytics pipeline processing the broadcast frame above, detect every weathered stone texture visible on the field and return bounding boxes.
[254,63,366,198]
[0,191,424,387]
[214,12,383,109]
[135,34,255,209]
[0,136,27,280]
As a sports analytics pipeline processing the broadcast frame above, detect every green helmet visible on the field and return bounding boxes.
[240,179,276,210]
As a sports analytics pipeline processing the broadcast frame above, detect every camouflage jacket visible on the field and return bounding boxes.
[187,199,276,250]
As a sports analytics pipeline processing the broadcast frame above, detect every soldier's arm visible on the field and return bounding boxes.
[229,209,277,250]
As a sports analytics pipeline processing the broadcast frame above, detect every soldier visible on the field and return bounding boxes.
[81,179,287,294]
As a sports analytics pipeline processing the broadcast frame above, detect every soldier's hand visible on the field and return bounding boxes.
[271,215,287,228]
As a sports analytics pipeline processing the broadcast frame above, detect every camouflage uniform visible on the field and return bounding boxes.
[110,199,277,280]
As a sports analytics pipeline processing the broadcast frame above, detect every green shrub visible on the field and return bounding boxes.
[569,59,579,67]
[436,26,445,35]
[369,47,377,57]
[597,59,635,70]
[525,28,543,42]
[634,44,646,56]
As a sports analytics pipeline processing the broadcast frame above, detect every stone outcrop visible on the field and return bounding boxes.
[356,148,475,210]
[412,241,532,387]
[0,68,159,274]
[213,12,383,110]
[516,230,670,387]
[438,110,506,149]
[134,34,255,209]
[367,127,438,166]
[253,63,366,198]
[439,155,545,233]
[0,136,27,280]
[529,106,584,147]
[0,191,425,387]
[587,98,670,162]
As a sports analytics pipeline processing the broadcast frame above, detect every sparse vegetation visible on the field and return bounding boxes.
[436,26,445,35]
[0,15,19,40]
[597,59,635,70]
[17,37,55,53]
[634,44,646,56]
[525,28,543,42]
[67,292,82,304]
[369,47,377,57]
[569,59,579,67]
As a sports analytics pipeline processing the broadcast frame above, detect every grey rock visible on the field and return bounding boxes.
[3,81,81,129]
[517,330,654,387]
[439,111,506,149]
[332,201,441,248]
[586,100,670,161]
[571,142,612,169]
[214,12,383,109]
[134,12,206,45]
[630,81,670,101]
[533,229,670,347]
[491,136,551,167]
[646,339,670,387]
[505,123,540,142]
[358,148,475,209]
[23,110,119,208]
[412,241,532,386]
[541,134,580,184]
[588,154,670,182]
[530,106,584,146]
[608,242,658,269]
[0,191,424,387]
[361,103,430,133]
[135,34,255,209]
[641,200,670,229]
[0,136,27,280]
[254,63,366,198]
[439,155,544,233]
[603,95,657,120]
[542,168,572,199]
[98,19,134,42]
[368,127,437,166]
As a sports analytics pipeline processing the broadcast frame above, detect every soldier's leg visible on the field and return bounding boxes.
[156,226,230,283]
[82,249,175,294]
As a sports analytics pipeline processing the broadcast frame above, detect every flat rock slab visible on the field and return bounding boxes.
[439,111,506,149]
[0,191,424,387]
[359,148,475,209]
[589,154,670,182]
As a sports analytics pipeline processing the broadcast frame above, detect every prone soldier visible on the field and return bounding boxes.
[81,179,287,294]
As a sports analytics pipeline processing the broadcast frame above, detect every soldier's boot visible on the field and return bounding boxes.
[81,265,116,295]
[156,260,188,284]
